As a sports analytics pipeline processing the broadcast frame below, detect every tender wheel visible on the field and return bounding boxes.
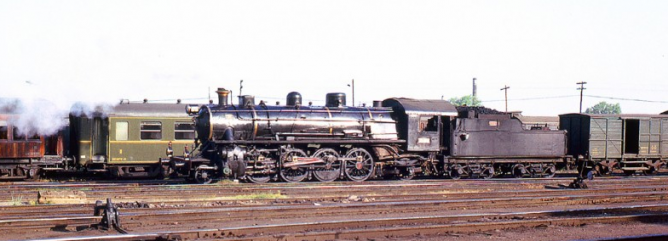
[543,164,556,178]
[194,165,214,184]
[246,173,271,183]
[595,164,612,176]
[311,148,342,182]
[480,165,494,179]
[343,148,374,182]
[450,164,464,180]
[512,164,526,178]
[643,166,658,175]
[27,168,42,180]
[279,149,309,182]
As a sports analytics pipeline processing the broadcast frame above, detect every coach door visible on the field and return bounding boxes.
[91,117,108,159]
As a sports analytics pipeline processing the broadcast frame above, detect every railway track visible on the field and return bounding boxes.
[29,204,668,241]
[2,182,668,220]
[3,177,668,240]
[4,175,668,204]
[4,189,668,236]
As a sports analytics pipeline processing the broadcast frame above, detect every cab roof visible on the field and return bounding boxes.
[382,98,458,116]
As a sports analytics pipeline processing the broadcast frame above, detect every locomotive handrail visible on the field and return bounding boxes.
[211,139,405,145]
[275,132,345,137]
[210,109,393,114]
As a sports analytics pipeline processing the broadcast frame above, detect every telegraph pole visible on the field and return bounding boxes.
[347,79,355,106]
[500,85,510,113]
[577,82,587,113]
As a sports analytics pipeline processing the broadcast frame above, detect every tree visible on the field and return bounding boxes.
[448,95,482,106]
[585,101,621,114]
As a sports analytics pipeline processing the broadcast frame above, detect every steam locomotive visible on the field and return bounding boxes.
[180,88,574,183]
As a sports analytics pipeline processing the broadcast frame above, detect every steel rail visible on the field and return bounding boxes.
[29,204,668,241]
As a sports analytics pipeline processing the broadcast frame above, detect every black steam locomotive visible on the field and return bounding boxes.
[181,88,571,183]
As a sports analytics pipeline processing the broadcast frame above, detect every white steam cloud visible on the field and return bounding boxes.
[1,81,117,137]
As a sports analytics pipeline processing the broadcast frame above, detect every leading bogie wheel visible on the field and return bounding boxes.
[311,148,342,182]
[194,165,214,184]
[343,148,374,182]
[279,149,309,182]
[399,167,416,181]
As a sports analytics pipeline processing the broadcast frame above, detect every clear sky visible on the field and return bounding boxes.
[1,0,667,117]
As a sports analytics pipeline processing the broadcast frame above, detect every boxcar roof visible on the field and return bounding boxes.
[559,113,668,119]
[516,115,559,123]
[382,98,458,116]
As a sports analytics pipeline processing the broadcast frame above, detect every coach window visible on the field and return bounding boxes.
[140,121,162,140]
[28,133,40,140]
[175,122,195,140]
[12,127,24,140]
[0,122,7,140]
[116,122,129,141]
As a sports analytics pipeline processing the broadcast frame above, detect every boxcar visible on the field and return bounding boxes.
[70,102,195,178]
[0,114,66,179]
[559,113,668,175]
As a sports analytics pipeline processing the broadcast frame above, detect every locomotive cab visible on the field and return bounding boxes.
[381,98,458,152]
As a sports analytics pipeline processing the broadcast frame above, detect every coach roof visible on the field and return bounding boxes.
[71,103,192,118]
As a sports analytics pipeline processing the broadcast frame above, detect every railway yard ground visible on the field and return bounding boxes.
[2,173,668,241]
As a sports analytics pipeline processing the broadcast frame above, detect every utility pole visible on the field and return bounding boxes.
[500,85,510,113]
[577,82,587,113]
[472,78,477,97]
[347,79,355,106]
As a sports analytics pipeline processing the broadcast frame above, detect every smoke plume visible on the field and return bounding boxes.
[1,81,116,137]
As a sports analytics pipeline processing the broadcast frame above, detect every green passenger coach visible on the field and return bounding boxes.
[70,102,195,178]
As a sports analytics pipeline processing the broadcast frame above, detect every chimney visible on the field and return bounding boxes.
[472,78,477,97]
[216,88,230,106]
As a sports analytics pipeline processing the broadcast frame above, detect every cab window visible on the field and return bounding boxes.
[419,116,439,132]
[140,121,162,140]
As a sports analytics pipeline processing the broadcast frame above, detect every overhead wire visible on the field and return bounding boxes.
[584,95,668,104]
[482,95,578,103]
[481,95,668,104]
